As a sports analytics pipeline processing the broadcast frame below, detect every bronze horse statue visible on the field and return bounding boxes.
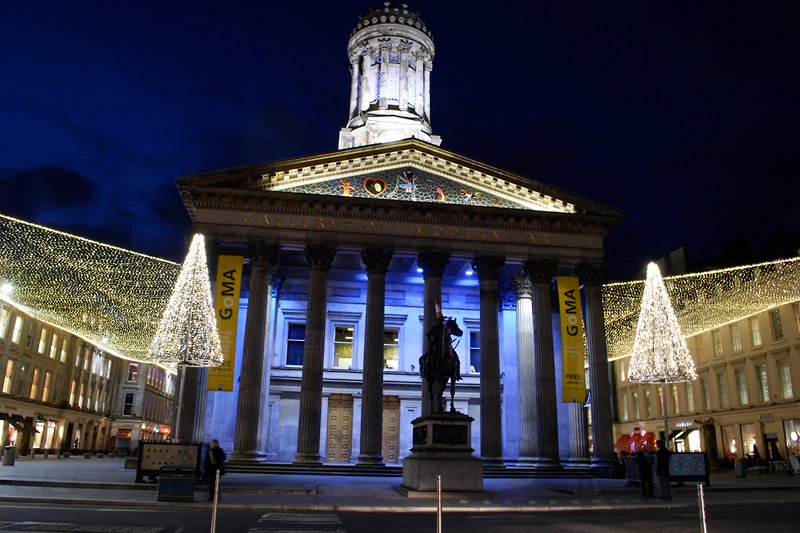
[419,316,463,414]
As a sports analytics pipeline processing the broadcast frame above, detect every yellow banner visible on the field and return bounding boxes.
[557,276,587,403]
[208,255,243,391]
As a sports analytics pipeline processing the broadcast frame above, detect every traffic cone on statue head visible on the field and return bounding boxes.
[435,299,443,319]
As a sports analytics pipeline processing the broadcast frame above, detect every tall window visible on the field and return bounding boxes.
[712,329,723,357]
[769,310,784,341]
[25,323,35,348]
[701,377,711,410]
[750,317,763,347]
[123,392,135,415]
[717,373,729,408]
[92,354,104,375]
[632,391,640,419]
[37,328,49,354]
[60,339,69,363]
[11,316,23,344]
[383,328,399,370]
[685,382,695,412]
[2,360,14,394]
[735,368,748,405]
[0,308,9,339]
[127,363,139,382]
[286,324,305,366]
[644,390,652,418]
[469,330,481,373]
[620,393,628,421]
[42,371,52,402]
[730,324,742,353]
[694,336,705,361]
[333,326,354,368]
[618,360,627,382]
[756,363,769,402]
[49,334,59,359]
[671,385,680,414]
[29,367,41,400]
[777,359,793,399]
[794,303,800,332]
[78,383,85,408]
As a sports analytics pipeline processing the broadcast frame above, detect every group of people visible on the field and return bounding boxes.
[635,439,672,499]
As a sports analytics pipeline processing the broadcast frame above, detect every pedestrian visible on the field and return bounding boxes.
[204,439,226,501]
[656,439,671,499]
[635,444,654,497]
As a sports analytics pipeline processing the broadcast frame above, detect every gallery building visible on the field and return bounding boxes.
[177,4,623,468]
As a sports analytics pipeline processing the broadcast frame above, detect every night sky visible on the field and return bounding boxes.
[2,1,798,279]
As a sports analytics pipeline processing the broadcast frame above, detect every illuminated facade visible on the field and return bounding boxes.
[0,300,174,455]
[613,295,800,465]
[180,4,622,467]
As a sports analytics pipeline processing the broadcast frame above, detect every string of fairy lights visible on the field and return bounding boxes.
[147,234,223,368]
[0,214,180,361]
[604,257,800,361]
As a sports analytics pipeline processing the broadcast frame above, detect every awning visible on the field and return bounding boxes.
[7,415,38,433]
[614,434,633,450]
[0,412,23,431]
[115,429,132,439]
[631,432,656,451]
[669,430,686,441]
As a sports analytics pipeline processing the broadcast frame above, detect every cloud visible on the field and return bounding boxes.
[0,165,98,218]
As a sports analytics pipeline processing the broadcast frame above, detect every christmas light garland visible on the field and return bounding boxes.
[604,257,800,361]
[0,214,179,361]
[147,234,223,368]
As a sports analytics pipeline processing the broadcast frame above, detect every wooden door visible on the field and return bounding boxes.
[326,394,353,463]
[382,396,400,464]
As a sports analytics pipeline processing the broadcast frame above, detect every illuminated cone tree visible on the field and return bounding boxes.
[148,234,223,441]
[629,262,697,449]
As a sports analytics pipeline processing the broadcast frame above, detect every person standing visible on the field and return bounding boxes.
[204,439,226,501]
[656,439,672,499]
[635,444,654,497]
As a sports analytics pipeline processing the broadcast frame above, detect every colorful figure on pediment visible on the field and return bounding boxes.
[364,177,386,196]
[460,189,480,202]
[339,179,353,197]
[399,170,416,194]
[436,186,446,202]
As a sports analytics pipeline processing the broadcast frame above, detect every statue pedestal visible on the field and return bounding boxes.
[401,412,483,492]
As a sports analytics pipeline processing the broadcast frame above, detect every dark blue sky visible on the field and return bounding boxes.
[2,1,798,279]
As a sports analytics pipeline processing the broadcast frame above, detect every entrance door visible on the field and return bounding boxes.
[326,394,353,463]
[382,396,400,464]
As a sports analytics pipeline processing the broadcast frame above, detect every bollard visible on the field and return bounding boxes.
[697,483,707,533]
[437,474,442,533]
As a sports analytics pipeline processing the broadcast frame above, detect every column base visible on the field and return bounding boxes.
[516,457,563,469]
[562,458,592,469]
[230,451,267,462]
[293,453,322,465]
[356,454,385,466]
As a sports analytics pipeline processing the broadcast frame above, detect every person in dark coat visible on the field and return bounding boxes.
[635,444,654,497]
[656,439,672,499]
[204,439,226,501]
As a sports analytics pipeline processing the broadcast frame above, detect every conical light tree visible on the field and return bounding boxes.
[148,233,223,441]
[629,262,697,449]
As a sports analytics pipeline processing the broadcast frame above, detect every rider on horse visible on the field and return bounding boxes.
[419,305,463,414]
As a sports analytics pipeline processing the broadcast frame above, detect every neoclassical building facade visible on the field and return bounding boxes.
[176,4,622,468]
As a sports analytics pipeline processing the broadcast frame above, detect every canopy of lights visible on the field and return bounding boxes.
[0,214,180,361]
[603,257,800,361]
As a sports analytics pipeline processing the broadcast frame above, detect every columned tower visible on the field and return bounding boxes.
[338,2,442,149]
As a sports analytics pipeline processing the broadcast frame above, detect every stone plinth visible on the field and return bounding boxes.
[401,412,483,492]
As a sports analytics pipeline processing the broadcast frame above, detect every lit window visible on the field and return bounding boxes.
[694,336,705,361]
[78,383,85,408]
[11,316,23,344]
[286,324,305,366]
[42,371,52,402]
[620,393,628,420]
[778,359,793,399]
[93,354,104,375]
[333,326,354,368]
[712,329,723,357]
[644,389,652,418]
[49,334,59,359]
[2,360,14,394]
[383,328,399,370]
[769,310,784,341]
[701,378,711,410]
[69,380,76,406]
[127,363,139,382]
[0,308,10,339]
[750,318,762,347]
[60,339,69,363]
[38,328,48,354]
[671,385,680,414]
[756,363,769,402]
[29,367,40,400]
[730,324,742,353]
[735,368,748,405]
[718,373,729,408]
[794,303,800,332]
[469,331,481,373]
[123,392,135,415]
[25,323,35,348]
[685,382,695,412]
[632,391,640,419]
[619,360,627,382]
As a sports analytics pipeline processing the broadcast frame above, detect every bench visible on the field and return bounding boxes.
[747,465,768,475]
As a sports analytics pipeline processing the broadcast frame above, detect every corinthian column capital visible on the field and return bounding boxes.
[471,255,505,282]
[524,258,558,284]
[361,247,394,275]
[417,251,449,279]
[305,245,336,271]
[576,261,607,287]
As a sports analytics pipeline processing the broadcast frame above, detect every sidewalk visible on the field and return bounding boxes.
[0,455,798,512]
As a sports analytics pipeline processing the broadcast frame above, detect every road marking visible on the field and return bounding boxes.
[254,512,347,532]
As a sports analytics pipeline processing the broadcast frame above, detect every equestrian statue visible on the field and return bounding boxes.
[419,304,464,414]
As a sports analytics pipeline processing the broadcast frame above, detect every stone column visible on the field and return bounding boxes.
[295,245,336,464]
[566,402,591,466]
[399,45,410,110]
[514,271,536,462]
[417,251,450,415]
[232,242,278,460]
[357,247,394,465]
[578,261,616,468]
[472,255,505,462]
[360,48,374,112]
[423,62,432,120]
[414,53,424,113]
[349,55,360,118]
[176,366,208,443]
[378,44,390,108]
[528,259,561,468]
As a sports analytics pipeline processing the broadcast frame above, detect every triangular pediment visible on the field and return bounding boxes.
[178,139,621,218]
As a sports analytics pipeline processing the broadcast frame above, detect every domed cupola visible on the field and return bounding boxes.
[338,2,442,149]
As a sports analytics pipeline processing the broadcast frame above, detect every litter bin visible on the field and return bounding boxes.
[157,464,196,502]
[735,459,747,478]
[2,446,16,466]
